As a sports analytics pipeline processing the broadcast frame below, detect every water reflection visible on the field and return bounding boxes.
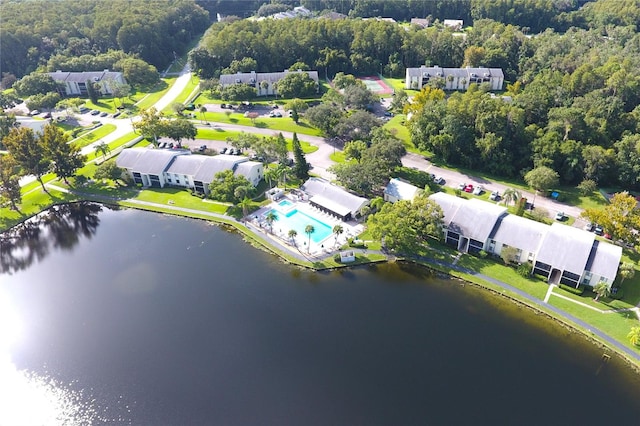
[0,202,104,275]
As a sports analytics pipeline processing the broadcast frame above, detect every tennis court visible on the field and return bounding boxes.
[358,76,394,94]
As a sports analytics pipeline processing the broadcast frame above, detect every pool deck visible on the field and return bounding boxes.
[251,195,364,256]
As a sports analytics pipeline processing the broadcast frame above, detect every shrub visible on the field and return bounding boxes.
[516,262,532,277]
[559,284,585,295]
[334,254,342,263]
[477,250,488,258]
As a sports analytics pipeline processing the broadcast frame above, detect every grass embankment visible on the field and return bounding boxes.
[161,76,200,114]
[195,128,318,154]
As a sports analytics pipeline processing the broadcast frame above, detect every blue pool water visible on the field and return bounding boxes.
[264,208,333,243]
[278,200,293,208]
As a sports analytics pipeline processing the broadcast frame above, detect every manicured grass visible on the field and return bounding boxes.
[330,151,347,163]
[200,111,322,136]
[456,254,550,300]
[161,75,200,113]
[286,138,318,154]
[135,78,175,110]
[20,174,57,195]
[85,132,139,162]
[548,296,640,353]
[131,187,230,214]
[0,186,79,232]
[196,127,243,141]
[71,124,117,149]
[383,114,411,146]
[552,286,631,311]
[383,77,418,96]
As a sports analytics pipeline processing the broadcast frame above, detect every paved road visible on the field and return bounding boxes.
[402,152,584,220]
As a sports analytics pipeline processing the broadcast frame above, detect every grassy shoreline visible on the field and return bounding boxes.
[4,191,640,369]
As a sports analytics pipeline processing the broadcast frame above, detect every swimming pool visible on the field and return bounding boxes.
[278,200,293,208]
[264,208,333,243]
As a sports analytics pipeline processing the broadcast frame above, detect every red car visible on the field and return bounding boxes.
[464,184,474,193]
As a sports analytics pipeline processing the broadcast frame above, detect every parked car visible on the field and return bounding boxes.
[457,182,466,190]
[90,110,100,115]
[464,184,474,193]
[79,107,90,113]
[112,112,121,118]
[28,110,40,116]
[158,142,166,148]
[472,186,484,195]
[184,103,196,111]
[42,112,52,119]
[433,176,444,185]
[167,142,174,149]
[489,190,500,201]
[198,145,207,152]
[594,225,604,235]
[604,233,612,240]
[220,103,227,109]
[584,222,595,232]
[220,147,228,154]
[555,211,566,221]
[99,111,108,117]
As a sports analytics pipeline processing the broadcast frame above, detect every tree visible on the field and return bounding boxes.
[110,80,131,109]
[264,167,279,189]
[332,72,361,90]
[3,127,50,193]
[305,103,344,136]
[96,141,111,160]
[133,107,164,145]
[334,111,381,142]
[581,192,640,245]
[618,263,636,284]
[628,327,640,346]
[0,114,17,148]
[13,73,59,96]
[164,118,197,146]
[265,210,278,234]
[208,169,252,203]
[94,160,124,184]
[220,83,256,102]
[305,224,315,252]
[288,229,298,245]
[276,72,317,98]
[593,281,611,302]
[367,195,444,253]
[114,57,159,88]
[26,92,60,112]
[238,197,253,220]
[343,140,368,163]
[288,61,310,71]
[577,179,597,196]
[524,166,559,204]
[500,246,519,265]
[41,124,85,184]
[343,84,377,110]
[291,133,310,180]
[502,188,521,206]
[283,98,307,124]
[274,163,291,189]
[0,154,22,210]
[171,102,186,116]
[333,224,344,248]
[86,80,99,104]
[199,105,208,123]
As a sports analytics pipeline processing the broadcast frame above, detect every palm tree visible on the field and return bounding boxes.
[332,224,344,248]
[265,210,278,233]
[275,163,291,189]
[593,281,611,302]
[619,262,636,284]
[628,326,640,346]
[288,229,297,245]
[238,197,252,221]
[199,105,207,124]
[96,141,111,160]
[265,167,279,189]
[305,224,315,253]
[502,187,521,206]
[370,196,385,212]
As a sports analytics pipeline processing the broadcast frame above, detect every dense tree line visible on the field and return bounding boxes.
[1,0,210,78]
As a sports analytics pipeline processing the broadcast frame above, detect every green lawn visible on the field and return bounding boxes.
[71,124,117,149]
[0,186,79,232]
[199,111,322,136]
[85,133,139,162]
[196,127,243,141]
[161,75,200,113]
[456,254,550,300]
[548,296,640,353]
[383,114,412,147]
[135,78,175,110]
[131,187,230,214]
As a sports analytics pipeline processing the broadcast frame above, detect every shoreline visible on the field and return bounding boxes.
[3,198,640,371]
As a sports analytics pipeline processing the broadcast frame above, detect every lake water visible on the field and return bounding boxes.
[2,203,640,425]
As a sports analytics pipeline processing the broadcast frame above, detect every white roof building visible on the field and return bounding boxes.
[405,66,504,91]
[429,192,622,288]
[301,177,369,220]
[219,69,319,97]
[384,178,421,203]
